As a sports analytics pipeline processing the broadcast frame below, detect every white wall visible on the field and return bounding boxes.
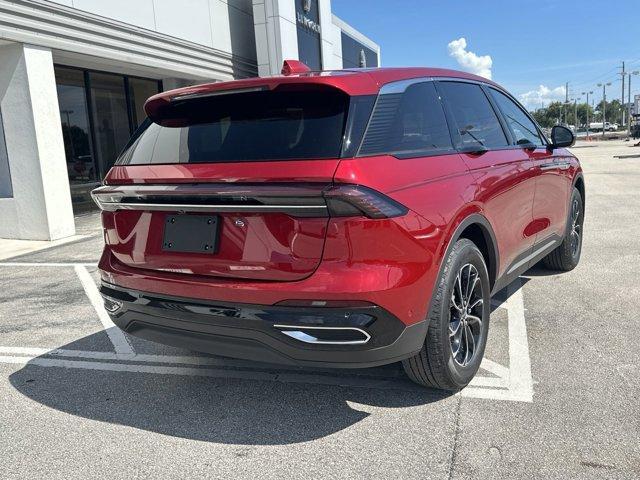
[0,43,74,240]
[48,0,257,62]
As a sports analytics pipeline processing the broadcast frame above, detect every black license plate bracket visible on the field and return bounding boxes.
[162,214,219,254]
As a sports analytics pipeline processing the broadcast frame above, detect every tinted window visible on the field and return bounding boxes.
[119,90,349,164]
[296,0,322,70]
[359,82,453,157]
[438,82,508,149]
[341,32,378,68]
[489,88,544,146]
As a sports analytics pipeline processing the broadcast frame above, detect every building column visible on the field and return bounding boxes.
[252,0,299,77]
[318,0,338,69]
[0,43,75,240]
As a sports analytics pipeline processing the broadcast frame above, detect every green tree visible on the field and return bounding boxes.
[531,101,594,129]
[594,99,623,125]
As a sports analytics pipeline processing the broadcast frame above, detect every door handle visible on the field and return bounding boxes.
[540,161,570,171]
[540,163,556,171]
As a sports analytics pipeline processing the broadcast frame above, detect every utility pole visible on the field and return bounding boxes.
[574,98,578,131]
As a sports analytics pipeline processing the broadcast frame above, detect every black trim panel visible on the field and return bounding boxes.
[100,283,428,369]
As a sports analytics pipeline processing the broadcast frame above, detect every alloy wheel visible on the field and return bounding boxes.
[449,263,484,367]
[570,198,582,257]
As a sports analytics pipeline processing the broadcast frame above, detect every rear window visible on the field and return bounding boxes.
[118,89,350,164]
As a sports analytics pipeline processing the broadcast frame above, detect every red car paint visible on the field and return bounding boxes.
[97,66,582,332]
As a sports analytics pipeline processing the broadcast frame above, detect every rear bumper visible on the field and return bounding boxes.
[100,283,428,369]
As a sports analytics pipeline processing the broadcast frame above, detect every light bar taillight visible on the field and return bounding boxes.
[91,183,408,219]
[323,185,408,219]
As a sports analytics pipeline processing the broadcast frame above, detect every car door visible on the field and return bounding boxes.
[437,81,537,279]
[487,88,570,253]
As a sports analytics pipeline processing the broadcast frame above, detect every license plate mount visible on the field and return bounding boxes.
[162,214,219,254]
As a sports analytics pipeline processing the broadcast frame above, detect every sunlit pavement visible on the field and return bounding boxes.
[1,140,638,479]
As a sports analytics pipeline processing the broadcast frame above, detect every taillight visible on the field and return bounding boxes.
[323,185,408,219]
[91,183,407,219]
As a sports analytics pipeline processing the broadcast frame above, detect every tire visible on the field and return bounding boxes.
[542,188,584,272]
[402,238,491,390]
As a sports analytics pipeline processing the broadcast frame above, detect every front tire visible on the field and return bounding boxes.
[542,188,583,271]
[402,238,491,390]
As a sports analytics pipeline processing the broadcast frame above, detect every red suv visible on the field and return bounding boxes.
[93,61,584,390]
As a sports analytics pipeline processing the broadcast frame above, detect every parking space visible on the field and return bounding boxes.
[0,140,638,479]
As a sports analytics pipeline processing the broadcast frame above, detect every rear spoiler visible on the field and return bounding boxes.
[144,61,379,126]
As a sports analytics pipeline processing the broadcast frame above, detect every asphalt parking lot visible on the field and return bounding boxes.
[1,140,638,479]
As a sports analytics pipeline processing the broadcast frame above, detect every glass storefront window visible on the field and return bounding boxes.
[295,0,322,70]
[54,66,161,211]
[89,72,132,175]
[55,67,95,187]
[129,77,160,129]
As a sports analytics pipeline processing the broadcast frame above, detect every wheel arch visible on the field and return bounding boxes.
[573,172,585,209]
[440,213,499,292]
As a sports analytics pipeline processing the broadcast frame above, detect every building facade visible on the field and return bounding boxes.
[0,0,379,240]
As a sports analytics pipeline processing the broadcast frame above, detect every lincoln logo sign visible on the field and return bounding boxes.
[297,0,320,33]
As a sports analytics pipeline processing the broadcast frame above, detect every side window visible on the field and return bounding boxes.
[489,88,544,146]
[358,81,453,158]
[438,81,508,150]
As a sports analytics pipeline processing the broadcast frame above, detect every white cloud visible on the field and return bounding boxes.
[519,85,566,109]
[447,37,492,79]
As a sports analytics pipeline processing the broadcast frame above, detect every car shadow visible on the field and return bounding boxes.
[523,262,567,277]
[9,332,452,445]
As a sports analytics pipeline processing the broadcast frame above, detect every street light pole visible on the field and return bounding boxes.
[597,82,612,138]
[582,91,593,139]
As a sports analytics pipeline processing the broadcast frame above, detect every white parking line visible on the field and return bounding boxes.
[73,265,135,355]
[505,278,534,402]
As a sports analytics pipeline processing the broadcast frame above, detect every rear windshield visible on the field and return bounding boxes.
[117,89,351,164]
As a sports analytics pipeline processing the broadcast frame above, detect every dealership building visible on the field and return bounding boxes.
[0,0,379,240]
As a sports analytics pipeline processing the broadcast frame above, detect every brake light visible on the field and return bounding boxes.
[323,185,408,219]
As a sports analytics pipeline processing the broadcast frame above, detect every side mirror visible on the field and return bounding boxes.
[550,125,575,149]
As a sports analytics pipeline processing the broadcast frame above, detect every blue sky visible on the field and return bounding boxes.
[331,0,640,109]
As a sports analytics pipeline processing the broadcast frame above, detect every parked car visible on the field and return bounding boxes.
[589,121,616,132]
[92,61,585,390]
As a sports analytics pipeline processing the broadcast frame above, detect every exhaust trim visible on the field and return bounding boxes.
[273,324,371,345]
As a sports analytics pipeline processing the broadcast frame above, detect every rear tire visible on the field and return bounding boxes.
[402,238,491,390]
[542,188,583,272]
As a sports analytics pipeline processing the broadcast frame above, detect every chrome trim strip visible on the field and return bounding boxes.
[98,202,327,214]
[273,325,371,345]
[378,76,433,95]
[506,239,559,275]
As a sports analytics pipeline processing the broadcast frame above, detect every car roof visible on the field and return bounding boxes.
[144,67,503,119]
